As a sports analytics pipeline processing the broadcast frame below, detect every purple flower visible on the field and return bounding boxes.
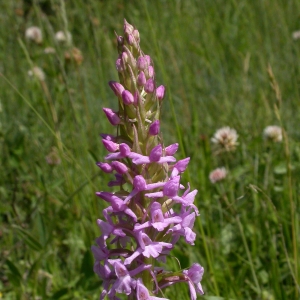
[122,90,135,105]
[102,139,119,152]
[149,120,160,136]
[145,78,155,93]
[97,162,113,173]
[156,85,165,100]
[92,19,204,299]
[124,231,173,265]
[134,202,182,232]
[183,263,204,299]
[132,145,176,165]
[137,56,147,70]
[111,161,128,174]
[109,81,125,97]
[103,108,121,126]
[96,192,137,221]
[136,279,169,300]
[165,143,179,155]
[137,71,146,86]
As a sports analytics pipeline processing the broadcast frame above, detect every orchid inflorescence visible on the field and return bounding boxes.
[92,19,204,300]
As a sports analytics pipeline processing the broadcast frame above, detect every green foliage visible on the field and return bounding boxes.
[1,0,299,299]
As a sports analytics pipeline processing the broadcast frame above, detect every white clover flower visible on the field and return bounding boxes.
[55,30,72,43]
[25,26,43,44]
[28,66,45,81]
[263,125,282,142]
[44,47,56,54]
[211,126,238,152]
[292,30,300,40]
[209,167,227,184]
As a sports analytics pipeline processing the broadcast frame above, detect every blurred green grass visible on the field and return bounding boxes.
[1,0,300,299]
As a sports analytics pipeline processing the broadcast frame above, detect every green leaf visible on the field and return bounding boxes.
[49,288,69,299]
[80,250,94,278]
[6,259,22,287]
[13,226,43,252]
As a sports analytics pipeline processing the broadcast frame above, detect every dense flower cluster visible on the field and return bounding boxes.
[211,126,238,152]
[263,125,282,143]
[92,20,204,299]
[209,167,227,184]
[25,26,43,44]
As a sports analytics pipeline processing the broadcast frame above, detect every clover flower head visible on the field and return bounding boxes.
[292,30,300,40]
[209,167,227,183]
[55,30,72,44]
[44,47,56,54]
[263,125,282,143]
[91,19,204,299]
[28,66,45,81]
[211,126,238,152]
[25,26,43,44]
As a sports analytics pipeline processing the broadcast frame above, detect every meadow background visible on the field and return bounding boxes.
[1,0,300,299]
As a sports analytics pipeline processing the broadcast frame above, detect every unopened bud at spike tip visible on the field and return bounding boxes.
[124,19,134,35]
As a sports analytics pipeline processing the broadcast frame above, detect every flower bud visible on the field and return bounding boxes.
[117,36,124,47]
[144,55,151,65]
[121,90,134,105]
[133,175,147,191]
[174,157,190,172]
[137,71,146,86]
[116,58,125,72]
[127,34,134,45]
[124,19,134,35]
[148,66,154,78]
[121,52,128,65]
[103,108,121,125]
[133,91,139,106]
[144,78,155,93]
[137,56,147,70]
[163,176,179,197]
[156,85,165,100]
[111,161,128,174]
[149,120,160,136]
[119,143,131,156]
[102,139,119,152]
[100,134,116,142]
[133,29,140,42]
[165,143,179,155]
[109,81,125,97]
[149,144,162,162]
[96,162,113,173]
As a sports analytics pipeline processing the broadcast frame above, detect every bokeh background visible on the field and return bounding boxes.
[1,0,300,299]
